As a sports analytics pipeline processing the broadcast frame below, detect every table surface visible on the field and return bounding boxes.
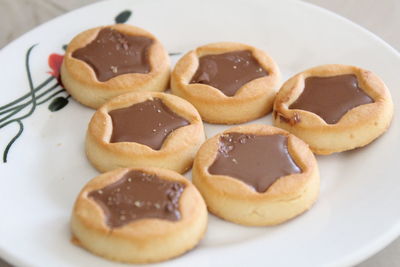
[0,0,399,266]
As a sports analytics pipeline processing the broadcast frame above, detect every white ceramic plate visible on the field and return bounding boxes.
[0,0,399,266]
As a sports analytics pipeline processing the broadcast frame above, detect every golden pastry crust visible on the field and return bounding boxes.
[171,42,280,124]
[61,24,170,109]
[71,167,208,263]
[192,124,319,226]
[86,92,205,173]
[273,64,394,155]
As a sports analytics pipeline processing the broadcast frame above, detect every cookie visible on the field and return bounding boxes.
[61,24,170,108]
[171,42,280,124]
[192,124,319,226]
[273,64,393,154]
[71,167,208,263]
[86,92,205,173]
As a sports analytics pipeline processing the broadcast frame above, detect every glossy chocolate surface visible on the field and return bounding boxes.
[290,74,374,124]
[208,133,301,193]
[190,50,268,96]
[109,98,190,150]
[89,170,185,228]
[72,28,153,82]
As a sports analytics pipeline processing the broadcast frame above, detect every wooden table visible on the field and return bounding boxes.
[0,0,399,266]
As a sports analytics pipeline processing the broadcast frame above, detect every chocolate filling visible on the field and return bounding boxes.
[190,50,268,97]
[72,28,153,82]
[108,98,190,150]
[289,74,374,124]
[89,170,185,228]
[208,133,301,193]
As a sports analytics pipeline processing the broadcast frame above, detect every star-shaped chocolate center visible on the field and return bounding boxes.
[72,28,153,82]
[290,74,374,124]
[190,50,268,97]
[89,170,185,228]
[208,133,301,193]
[108,98,189,150]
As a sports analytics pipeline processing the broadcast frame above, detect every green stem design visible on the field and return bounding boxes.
[0,76,55,111]
[0,83,60,120]
[0,45,38,130]
[2,120,23,163]
[1,44,65,163]
[37,89,65,105]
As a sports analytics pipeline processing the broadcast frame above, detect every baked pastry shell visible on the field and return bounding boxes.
[86,92,205,173]
[273,64,394,154]
[192,124,319,226]
[61,24,170,109]
[171,42,280,124]
[71,167,208,263]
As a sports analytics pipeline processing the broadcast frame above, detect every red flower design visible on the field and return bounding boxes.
[48,53,64,78]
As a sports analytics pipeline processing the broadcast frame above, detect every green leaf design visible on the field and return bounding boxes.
[48,97,69,112]
[169,52,182,56]
[115,10,132,24]
[62,44,68,51]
